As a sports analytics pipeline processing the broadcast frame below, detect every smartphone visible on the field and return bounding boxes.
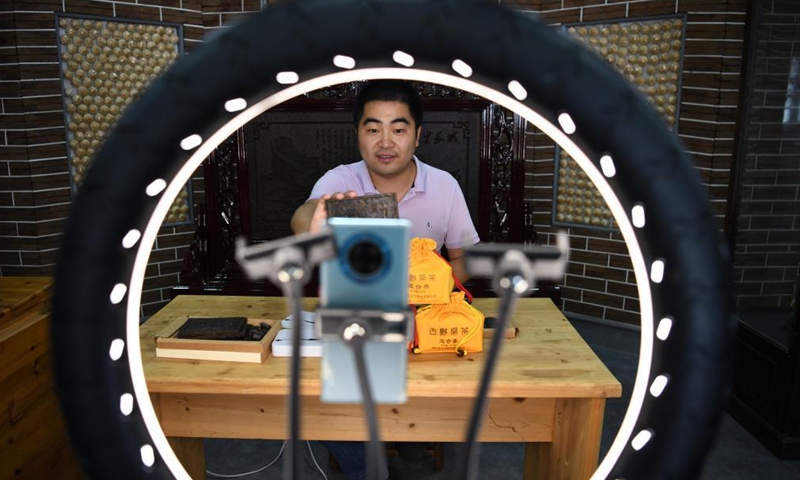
[318,217,412,404]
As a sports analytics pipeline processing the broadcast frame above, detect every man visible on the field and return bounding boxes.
[290,80,479,283]
[290,80,480,479]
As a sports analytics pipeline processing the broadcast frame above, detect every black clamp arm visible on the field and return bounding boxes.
[315,307,414,343]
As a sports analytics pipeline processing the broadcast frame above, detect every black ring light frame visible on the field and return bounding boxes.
[51,0,734,479]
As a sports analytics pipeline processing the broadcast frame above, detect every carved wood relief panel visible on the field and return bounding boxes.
[176,84,538,298]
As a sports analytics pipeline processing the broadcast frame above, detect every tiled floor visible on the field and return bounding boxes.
[202,317,800,479]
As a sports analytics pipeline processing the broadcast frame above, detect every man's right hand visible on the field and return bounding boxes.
[309,191,358,233]
[291,191,358,234]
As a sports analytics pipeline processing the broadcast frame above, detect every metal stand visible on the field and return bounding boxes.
[315,307,413,480]
[460,233,570,480]
[236,232,336,480]
[237,230,570,480]
[316,307,413,343]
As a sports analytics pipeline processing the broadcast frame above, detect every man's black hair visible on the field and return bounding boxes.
[353,80,423,127]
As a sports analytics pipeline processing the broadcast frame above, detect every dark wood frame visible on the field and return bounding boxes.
[175,86,555,299]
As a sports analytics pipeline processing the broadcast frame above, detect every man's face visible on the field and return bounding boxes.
[356,100,421,180]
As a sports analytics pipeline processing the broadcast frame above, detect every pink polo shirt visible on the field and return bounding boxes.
[308,157,480,251]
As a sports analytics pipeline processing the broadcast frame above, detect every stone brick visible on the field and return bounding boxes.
[156,231,194,249]
[570,249,609,266]
[582,3,626,22]
[562,299,604,319]
[139,0,181,7]
[162,8,203,25]
[583,290,624,309]
[606,280,638,298]
[604,307,639,325]
[628,0,679,16]
[584,264,627,283]
[114,3,162,21]
[564,274,606,292]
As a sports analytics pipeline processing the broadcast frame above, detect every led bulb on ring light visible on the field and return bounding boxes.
[333,55,356,69]
[109,338,125,361]
[140,445,155,467]
[656,317,673,340]
[650,375,669,397]
[452,59,473,78]
[631,430,653,451]
[225,98,247,112]
[392,51,414,67]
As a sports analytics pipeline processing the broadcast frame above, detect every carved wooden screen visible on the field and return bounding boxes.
[176,86,541,298]
[244,106,484,242]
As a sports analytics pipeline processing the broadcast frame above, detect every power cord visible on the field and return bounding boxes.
[204,440,329,479]
[306,440,329,480]
[205,440,287,478]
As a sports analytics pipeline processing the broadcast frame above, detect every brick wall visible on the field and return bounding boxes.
[510,0,747,323]
[2,0,762,323]
[0,0,262,317]
[732,0,800,310]
[1,2,72,277]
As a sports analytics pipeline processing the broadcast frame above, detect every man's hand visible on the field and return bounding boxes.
[290,191,358,234]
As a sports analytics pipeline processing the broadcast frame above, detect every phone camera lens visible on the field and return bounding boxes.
[348,240,383,277]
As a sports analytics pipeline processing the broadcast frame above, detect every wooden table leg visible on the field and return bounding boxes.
[523,398,606,480]
[167,437,206,479]
[152,393,207,479]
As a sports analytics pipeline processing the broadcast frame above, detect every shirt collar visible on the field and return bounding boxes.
[411,156,427,193]
[358,161,380,194]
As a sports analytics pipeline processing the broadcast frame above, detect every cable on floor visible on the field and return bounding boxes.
[306,440,329,480]
[205,440,287,478]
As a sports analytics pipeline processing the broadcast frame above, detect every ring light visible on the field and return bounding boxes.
[51,1,733,478]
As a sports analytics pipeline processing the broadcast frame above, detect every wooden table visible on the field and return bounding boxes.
[142,296,622,479]
[1,277,84,480]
